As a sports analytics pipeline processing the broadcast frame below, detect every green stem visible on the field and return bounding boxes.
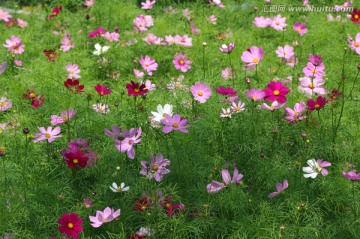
[352,181,357,219]
[228,54,234,88]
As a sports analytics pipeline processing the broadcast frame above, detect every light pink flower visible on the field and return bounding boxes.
[66,64,81,79]
[33,126,62,143]
[173,52,192,72]
[284,56,298,67]
[190,82,212,103]
[268,179,288,199]
[3,36,25,55]
[89,207,121,228]
[271,14,287,31]
[143,33,159,45]
[115,128,142,159]
[298,77,327,97]
[209,0,225,8]
[174,35,192,46]
[247,88,265,101]
[0,97,12,111]
[220,108,232,118]
[103,32,120,42]
[141,0,156,10]
[260,101,284,111]
[208,15,217,24]
[293,22,307,36]
[165,35,175,45]
[190,22,201,35]
[17,19,28,28]
[0,9,12,22]
[139,55,158,76]
[161,114,190,133]
[183,8,191,20]
[303,62,326,79]
[144,80,156,91]
[231,101,245,113]
[221,68,234,80]
[134,69,145,78]
[350,33,360,54]
[207,168,243,193]
[284,101,306,123]
[92,103,110,114]
[276,45,294,59]
[60,34,75,52]
[253,16,272,28]
[14,60,22,66]
[84,0,94,7]
[241,46,264,68]
[51,108,75,125]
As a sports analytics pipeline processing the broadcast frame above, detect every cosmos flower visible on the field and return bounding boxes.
[109,182,130,192]
[57,212,83,239]
[94,84,112,96]
[307,96,327,111]
[0,97,12,112]
[161,114,190,134]
[151,104,173,122]
[284,101,307,123]
[93,43,110,55]
[241,46,264,68]
[115,128,142,159]
[270,14,287,31]
[33,126,62,143]
[190,82,212,103]
[126,81,148,97]
[268,179,288,199]
[342,171,360,181]
[263,81,290,104]
[140,153,170,182]
[293,22,307,36]
[89,207,121,228]
[51,108,75,125]
[303,159,331,178]
[253,16,272,28]
[207,168,243,193]
[173,52,192,72]
[66,64,80,79]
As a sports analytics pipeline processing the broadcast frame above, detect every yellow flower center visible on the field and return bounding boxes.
[134,88,140,93]
[145,63,149,67]
[314,104,320,108]
[355,42,359,47]
[309,83,315,89]
[273,90,280,96]
[141,205,147,210]
[85,204,90,208]
[172,123,179,128]
[0,102,5,107]
[45,133,51,138]
[253,58,259,63]
[297,27,301,32]
[152,165,159,171]
[355,15,359,19]
[198,91,203,96]
[62,117,68,122]
[236,107,241,111]
[68,223,74,229]
[252,96,257,100]
[312,69,317,73]
[116,187,122,192]
[29,93,36,98]
[179,60,184,65]
[275,21,280,25]
[73,159,79,164]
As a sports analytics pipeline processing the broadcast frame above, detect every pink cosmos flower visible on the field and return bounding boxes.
[141,0,156,10]
[133,15,153,32]
[247,88,265,101]
[143,33,158,45]
[241,46,264,68]
[190,22,201,35]
[263,81,290,104]
[33,126,62,143]
[293,22,307,36]
[298,77,327,97]
[88,27,105,37]
[14,60,22,66]
[208,15,217,24]
[174,35,192,46]
[268,179,288,199]
[231,101,245,113]
[60,34,75,52]
[66,64,81,79]
[144,79,156,91]
[0,62,8,74]
[221,68,234,80]
[173,52,192,72]
[84,0,94,7]
[253,16,272,28]
[51,108,75,125]
[161,114,190,133]
[209,0,225,8]
[349,33,360,54]
[183,8,191,20]
[0,9,12,22]
[134,69,145,78]
[103,32,120,42]
[17,19,28,28]
[284,101,306,123]
[140,153,170,182]
[89,207,121,228]
[334,1,352,12]
[270,14,287,31]
[0,97,12,111]
[308,54,323,66]
[276,45,294,59]
[219,42,235,54]
[342,171,360,181]
[3,36,25,55]
[303,62,326,79]
[115,128,142,159]
[260,101,284,111]
[190,82,212,103]
[139,55,158,76]
[216,86,237,96]
[165,35,175,45]
[83,198,93,208]
[285,56,298,67]
[92,103,110,114]
[207,168,243,193]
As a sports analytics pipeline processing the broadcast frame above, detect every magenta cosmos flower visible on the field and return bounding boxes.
[33,126,62,143]
[0,97,12,111]
[284,101,306,123]
[298,77,327,97]
[241,46,264,68]
[207,167,243,193]
[190,82,212,103]
[3,36,25,55]
[308,54,323,66]
[140,153,170,182]
[89,207,121,228]
[51,108,75,125]
[268,179,288,199]
[173,52,192,72]
[139,55,158,76]
[94,84,112,96]
[263,81,290,104]
[216,86,237,96]
[58,212,83,239]
[293,22,307,36]
[247,88,265,101]
[342,171,360,181]
[307,96,327,111]
[349,33,360,54]
[161,114,190,134]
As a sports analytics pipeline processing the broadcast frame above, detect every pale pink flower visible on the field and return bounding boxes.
[0,97,12,111]
[247,88,265,101]
[14,60,22,67]
[17,19,28,28]
[268,179,288,199]
[271,14,287,31]
[207,168,243,193]
[260,101,284,111]
[209,0,225,8]
[231,101,245,113]
[134,69,145,78]
[0,123,6,133]
[220,108,232,118]
[334,1,352,12]
[66,64,81,79]
[350,33,360,54]
[60,34,75,52]
[253,16,272,28]
[84,0,94,7]
[115,128,142,159]
[51,108,75,125]
[241,46,264,68]
[303,62,326,79]
[161,114,190,133]
[144,80,156,91]
[284,56,298,67]
[190,82,212,103]
[284,101,306,123]
[140,153,170,182]
[276,45,294,59]
[208,15,217,24]
[89,207,121,228]
[103,32,120,42]
[183,8,191,20]
[143,33,159,45]
[92,103,110,114]
[33,126,62,143]
[3,36,25,55]
[0,9,12,22]
[141,0,156,10]
[174,35,192,46]
[298,77,327,97]
[139,55,158,76]
[293,22,307,36]
[165,35,175,45]
[221,68,234,80]
[190,22,201,35]
[173,52,192,72]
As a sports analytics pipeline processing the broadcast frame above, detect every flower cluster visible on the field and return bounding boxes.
[61,138,98,168]
[133,15,154,32]
[23,89,45,108]
[142,34,192,46]
[3,36,25,55]
[253,15,287,31]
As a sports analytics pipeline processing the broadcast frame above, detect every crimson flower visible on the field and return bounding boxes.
[215,86,237,96]
[351,8,360,24]
[64,151,89,169]
[134,197,153,212]
[307,96,327,111]
[126,81,148,97]
[94,84,112,96]
[263,81,290,104]
[43,49,58,62]
[48,6,62,20]
[328,89,342,102]
[24,89,45,108]
[64,79,84,94]
[58,212,83,239]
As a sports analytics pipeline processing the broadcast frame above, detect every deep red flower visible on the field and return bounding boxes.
[167,203,185,217]
[48,6,62,20]
[126,81,148,97]
[328,89,343,102]
[64,79,84,94]
[94,84,112,96]
[215,86,237,96]
[24,89,45,108]
[128,234,147,239]
[5,19,16,27]
[307,96,327,111]
[64,151,89,169]
[58,212,83,239]
[351,8,360,24]
[31,97,44,108]
[134,197,153,212]
[43,49,58,62]
[263,81,290,104]
[88,27,106,38]
[160,195,173,209]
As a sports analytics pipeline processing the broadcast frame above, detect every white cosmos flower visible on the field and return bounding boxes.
[93,43,110,55]
[109,182,129,192]
[151,104,173,122]
[220,108,231,118]
[303,159,322,178]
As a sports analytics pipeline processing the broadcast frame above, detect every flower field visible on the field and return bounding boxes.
[0,0,360,238]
